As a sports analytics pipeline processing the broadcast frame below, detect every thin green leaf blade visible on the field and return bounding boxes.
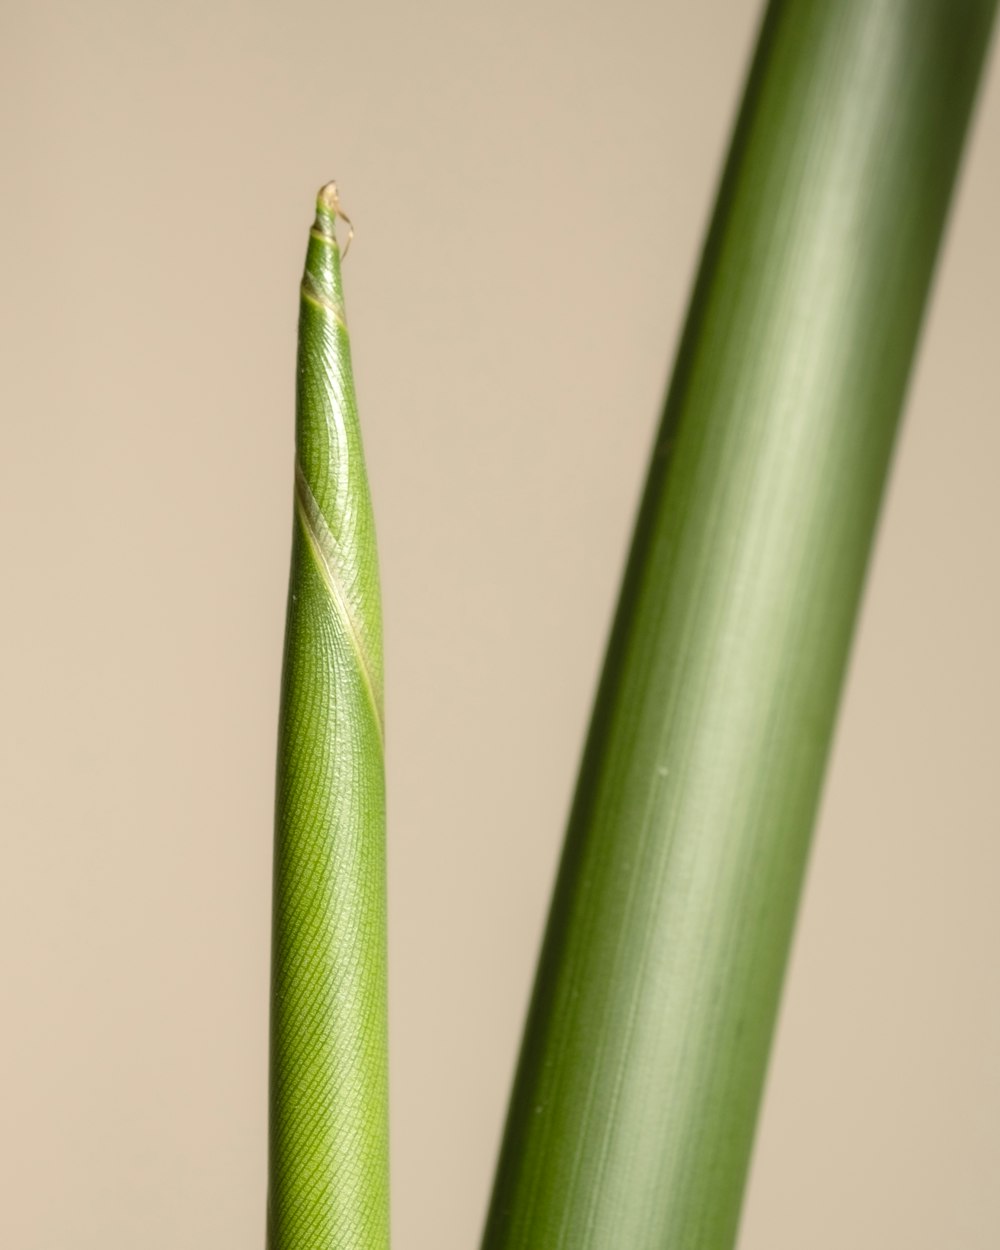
[482,3,996,1248]
[268,185,389,1250]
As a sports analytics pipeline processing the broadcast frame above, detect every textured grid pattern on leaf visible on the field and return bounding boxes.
[268,190,389,1250]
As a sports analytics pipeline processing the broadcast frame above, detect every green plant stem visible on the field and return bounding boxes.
[268,185,388,1250]
[482,3,996,1248]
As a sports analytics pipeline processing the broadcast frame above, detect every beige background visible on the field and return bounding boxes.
[2,1,998,1246]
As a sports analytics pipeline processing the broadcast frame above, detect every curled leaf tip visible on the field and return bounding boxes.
[315,180,354,257]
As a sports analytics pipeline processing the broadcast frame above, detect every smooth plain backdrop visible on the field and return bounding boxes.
[2,2,998,1247]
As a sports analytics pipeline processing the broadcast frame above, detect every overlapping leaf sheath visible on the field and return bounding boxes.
[268,186,388,1250]
[482,3,997,1249]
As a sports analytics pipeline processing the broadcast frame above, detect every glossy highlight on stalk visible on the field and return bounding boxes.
[268,183,389,1250]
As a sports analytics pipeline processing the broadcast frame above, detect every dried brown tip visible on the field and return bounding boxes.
[316,181,354,257]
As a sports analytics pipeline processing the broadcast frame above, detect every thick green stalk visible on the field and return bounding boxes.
[482,3,996,1249]
[268,185,388,1250]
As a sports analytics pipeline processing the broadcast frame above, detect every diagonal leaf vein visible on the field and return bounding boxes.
[294,462,384,743]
